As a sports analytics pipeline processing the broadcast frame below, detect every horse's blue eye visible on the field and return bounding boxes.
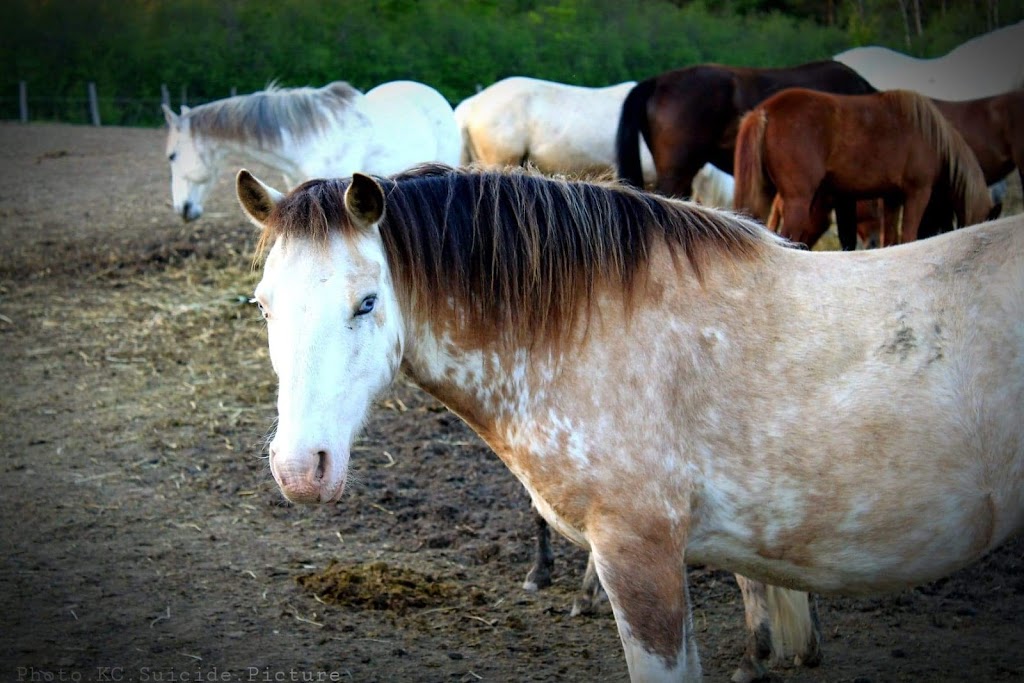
[356,295,376,316]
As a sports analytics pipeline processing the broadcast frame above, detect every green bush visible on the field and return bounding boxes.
[0,0,1015,126]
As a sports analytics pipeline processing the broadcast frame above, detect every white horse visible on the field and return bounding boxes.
[237,164,1024,683]
[691,164,735,209]
[834,20,1024,101]
[162,80,460,221]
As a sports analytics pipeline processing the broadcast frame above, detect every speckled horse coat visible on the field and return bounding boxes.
[237,165,1024,682]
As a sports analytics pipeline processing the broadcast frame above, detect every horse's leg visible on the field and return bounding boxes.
[898,187,933,244]
[879,199,901,247]
[522,510,554,591]
[918,191,954,240]
[833,197,858,251]
[591,527,699,681]
[733,575,771,683]
[570,553,608,616]
[652,134,709,199]
[766,195,783,232]
[779,194,829,248]
[855,199,882,249]
[733,577,822,683]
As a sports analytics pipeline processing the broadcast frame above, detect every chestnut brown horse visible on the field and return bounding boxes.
[615,60,875,197]
[734,88,992,248]
[767,90,1022,249]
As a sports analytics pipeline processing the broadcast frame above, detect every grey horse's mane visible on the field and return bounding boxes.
[184,81,361,148]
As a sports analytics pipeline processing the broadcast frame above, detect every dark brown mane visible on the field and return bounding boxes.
[257,165,778,347]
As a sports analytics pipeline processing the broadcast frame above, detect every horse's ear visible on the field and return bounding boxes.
[344,173,385,230]
[180,104,191,116]
[162,103,178,127]
[236,169,285,227]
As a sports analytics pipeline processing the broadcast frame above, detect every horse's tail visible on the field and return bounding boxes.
[615,78,656,187]
[766,587,821,667]
[733,109,774,220]
[891,90,992,226]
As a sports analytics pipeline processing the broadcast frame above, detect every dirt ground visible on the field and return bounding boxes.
[1,122,1022,683]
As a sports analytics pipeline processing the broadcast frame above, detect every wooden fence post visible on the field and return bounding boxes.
[161,83,170,110]
[230,86,237,97]
[19,81,28,123]
[87,82,101,126]
[180,85,187,108]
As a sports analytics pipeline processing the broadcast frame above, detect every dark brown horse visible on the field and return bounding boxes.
[934,89,1024,191]
[734,88,993,248]
[615,61,876,196]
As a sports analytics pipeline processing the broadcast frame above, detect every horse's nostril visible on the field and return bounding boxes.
[315,450,327,481]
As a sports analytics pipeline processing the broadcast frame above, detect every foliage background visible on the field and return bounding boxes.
[0,0,1020,126]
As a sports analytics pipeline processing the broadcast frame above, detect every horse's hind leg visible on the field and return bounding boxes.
[734,576,821,683]
[570,553,608,616]
[734,575,771,683]
[522,510,554,591]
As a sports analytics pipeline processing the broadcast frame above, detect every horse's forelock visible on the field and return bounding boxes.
[254,178,350,264]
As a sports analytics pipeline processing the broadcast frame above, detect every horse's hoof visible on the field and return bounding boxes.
[523,566,552,592]
[794,640,822,668]
[730,661,767,683]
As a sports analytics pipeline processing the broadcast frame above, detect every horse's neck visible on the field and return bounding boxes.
[400,323,555,445]
[199,133,305,187]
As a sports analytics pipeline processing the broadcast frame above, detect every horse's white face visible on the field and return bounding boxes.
[238,171,404,504]
[163,105,217,222]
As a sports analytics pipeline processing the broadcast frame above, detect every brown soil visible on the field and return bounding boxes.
[1,122,1021,683]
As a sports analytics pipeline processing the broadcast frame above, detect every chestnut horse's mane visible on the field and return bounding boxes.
[257,165,781,347]
[885,90,993,224]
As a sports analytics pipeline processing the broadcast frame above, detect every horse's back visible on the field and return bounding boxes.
[363,80,461,171]
[711,218,1024,588]
[836,22,1024,100]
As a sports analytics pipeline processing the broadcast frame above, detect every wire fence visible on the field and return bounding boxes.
[1,82,228,127]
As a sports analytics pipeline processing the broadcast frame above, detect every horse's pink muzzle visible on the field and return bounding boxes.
[269,445,346,504]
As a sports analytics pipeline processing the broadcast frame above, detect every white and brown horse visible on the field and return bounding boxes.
[237,165,1024,682]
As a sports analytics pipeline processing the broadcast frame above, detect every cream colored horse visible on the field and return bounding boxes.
[835,20,1024,101]
[238,164,1023,682]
